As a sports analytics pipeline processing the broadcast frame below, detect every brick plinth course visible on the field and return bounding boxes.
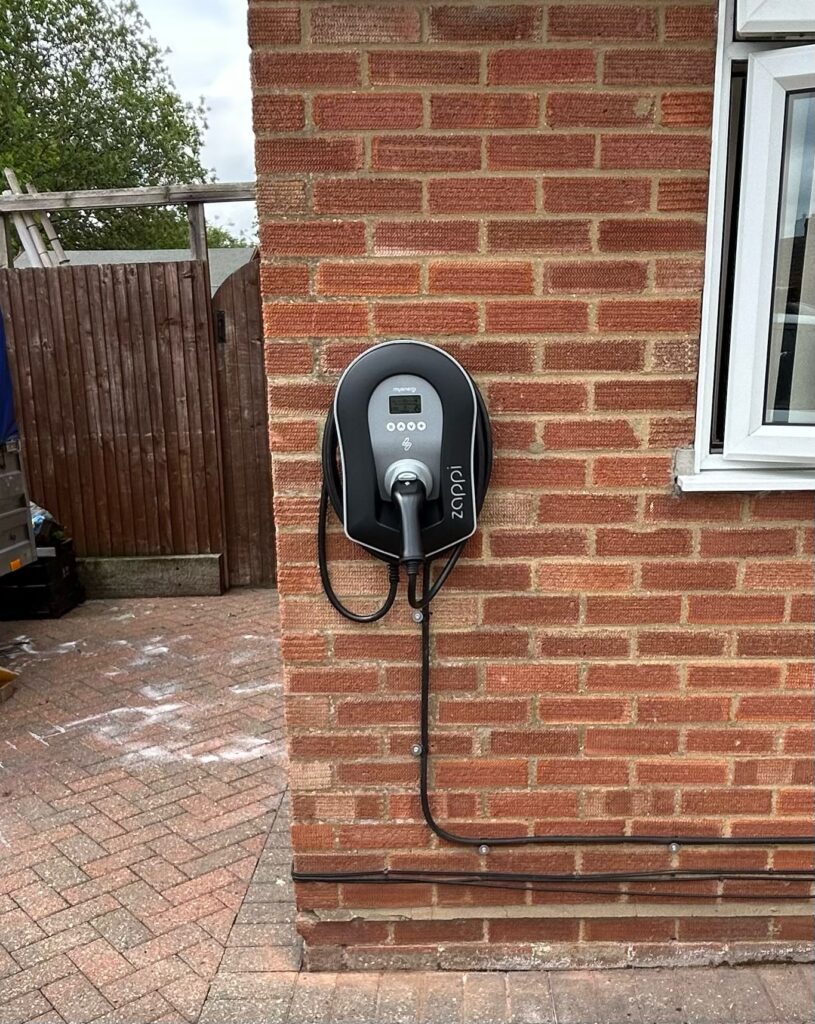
[252,0,815,966]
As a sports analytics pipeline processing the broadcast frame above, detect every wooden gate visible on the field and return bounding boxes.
[212,259,275,586]
[0,259,275,587]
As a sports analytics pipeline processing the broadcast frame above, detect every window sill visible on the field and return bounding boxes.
[676,469,815,492]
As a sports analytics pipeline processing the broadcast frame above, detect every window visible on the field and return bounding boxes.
[737,0,815,38]
[681,0,815,490]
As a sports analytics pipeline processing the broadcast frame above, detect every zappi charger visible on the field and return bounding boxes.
[327,340,491,566]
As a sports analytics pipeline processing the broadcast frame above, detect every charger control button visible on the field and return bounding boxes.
[407,422,415,431]
[386,422,395,432]
[396,421,405,431]
[417,421,426,431]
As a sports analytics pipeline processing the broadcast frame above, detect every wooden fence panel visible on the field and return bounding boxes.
[0,262,224,561]
[212,259,275,586]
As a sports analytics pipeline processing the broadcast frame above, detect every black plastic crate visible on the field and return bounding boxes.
[0,537,85,619]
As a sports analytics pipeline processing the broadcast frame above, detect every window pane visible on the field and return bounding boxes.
[765,90,815,425]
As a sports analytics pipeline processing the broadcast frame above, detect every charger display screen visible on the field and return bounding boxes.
[389,395,422,414]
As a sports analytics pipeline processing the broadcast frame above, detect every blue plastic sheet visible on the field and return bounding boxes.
[0,308,17,442]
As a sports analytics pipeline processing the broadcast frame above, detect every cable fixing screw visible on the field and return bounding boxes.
[412,610,424,623]
[410,743,423,757]
[477,844,490,856]
[669,842,680,854]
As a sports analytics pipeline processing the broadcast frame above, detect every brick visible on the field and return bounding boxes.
[261,221,365,256]
[491,456,586,489]
[311,5,420,43]
[600,219,706,252]
[247,6,300,45]
[375,220,479,254]
[489,918,579,942]
[586,728,678,755]
[488,49,596,84]
[369,51,480,85]
[251,52,360,87]
[537,758,629,785]
[260,264,309,295]
[445,341,535,372]
[312,94,422,130]
[586,597,682,625]
[547,261,647,293]
[429,5,541,41]
[587,663,680,691]
[547,92,655,127]
[288,667,378,693]
[486,300,589,333]
[436,630,530,657]
[662,91,714,126]
[701,528,798,557]
[429,178,536,213]
[543,340,645,371]
[592,455,672,487]
[665,5,717,40]
[596,528,692,556]
[636,761,728,784]
[545,177,652,213]
[256,178,307,213]
[686,729,775,754]
[638,696,731,723]
[538,697,629,722]
[537,563,633,592]
[537,632,630,659]
[491,528,588,558]
[490,382,587,412]
[253,94,304,132]
[549,5,657,38]
[488,134,595,169]
[486,663,580,694]
[599,299,700,333]
[438,699,530,725]
[490,730,579,755]
[264,303,367,338]
[604,49,714,85]
[372,134,481,172]
[256,138,361,172]
[595,378,696,410]
[602,133,710,169]
[431,93,538,128]
[482,596,579,625]
[682,790,772,815]
[429,261,534,295]
[435,759,528,787]
[737,697,813,722]
[488,219,591,252]
[585,918,675,942]
[317,262,420,296]
[689,595,786,624]
[538,494,637,524]
[543,418,641,450]
[374,301,479,336]
[658,178,710,212]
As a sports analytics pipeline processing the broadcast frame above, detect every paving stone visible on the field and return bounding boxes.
[463,972,508,1024]
[218,944,302,972]
[42,972,114,1023]
[93,907,153,951]
[287,972,337,1024]
[0,989,54,1024]
[422,973,463,1024]
[67,937,133,986]
[376,971,424,1023]
[594,970,642,1023]
[13,924,98,971]
[712,967,777,1023]
[331,972,381,1024]
[507,973,556,1024]
[755,963,814,1022]
[198,996,291,1024]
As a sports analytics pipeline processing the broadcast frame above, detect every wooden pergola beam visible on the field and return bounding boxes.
[0,181,256,214]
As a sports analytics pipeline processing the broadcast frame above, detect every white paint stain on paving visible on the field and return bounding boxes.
[228,681,281,695]
[29,702,189,744]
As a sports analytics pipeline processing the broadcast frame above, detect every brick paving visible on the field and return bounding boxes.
[0,592,810,1024]
[0,591,286,1023]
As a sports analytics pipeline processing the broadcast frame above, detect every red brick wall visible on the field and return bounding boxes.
[250,0,814,968]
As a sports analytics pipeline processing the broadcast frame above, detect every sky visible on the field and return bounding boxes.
[137,0,257,240]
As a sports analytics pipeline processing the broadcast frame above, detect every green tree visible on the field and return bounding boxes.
[0,0,244,249]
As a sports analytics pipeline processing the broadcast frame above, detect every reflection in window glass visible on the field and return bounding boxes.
[765,90,815,425]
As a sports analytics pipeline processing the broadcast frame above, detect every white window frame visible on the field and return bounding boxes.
[737,0,815,38]
[679,0,815,492]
